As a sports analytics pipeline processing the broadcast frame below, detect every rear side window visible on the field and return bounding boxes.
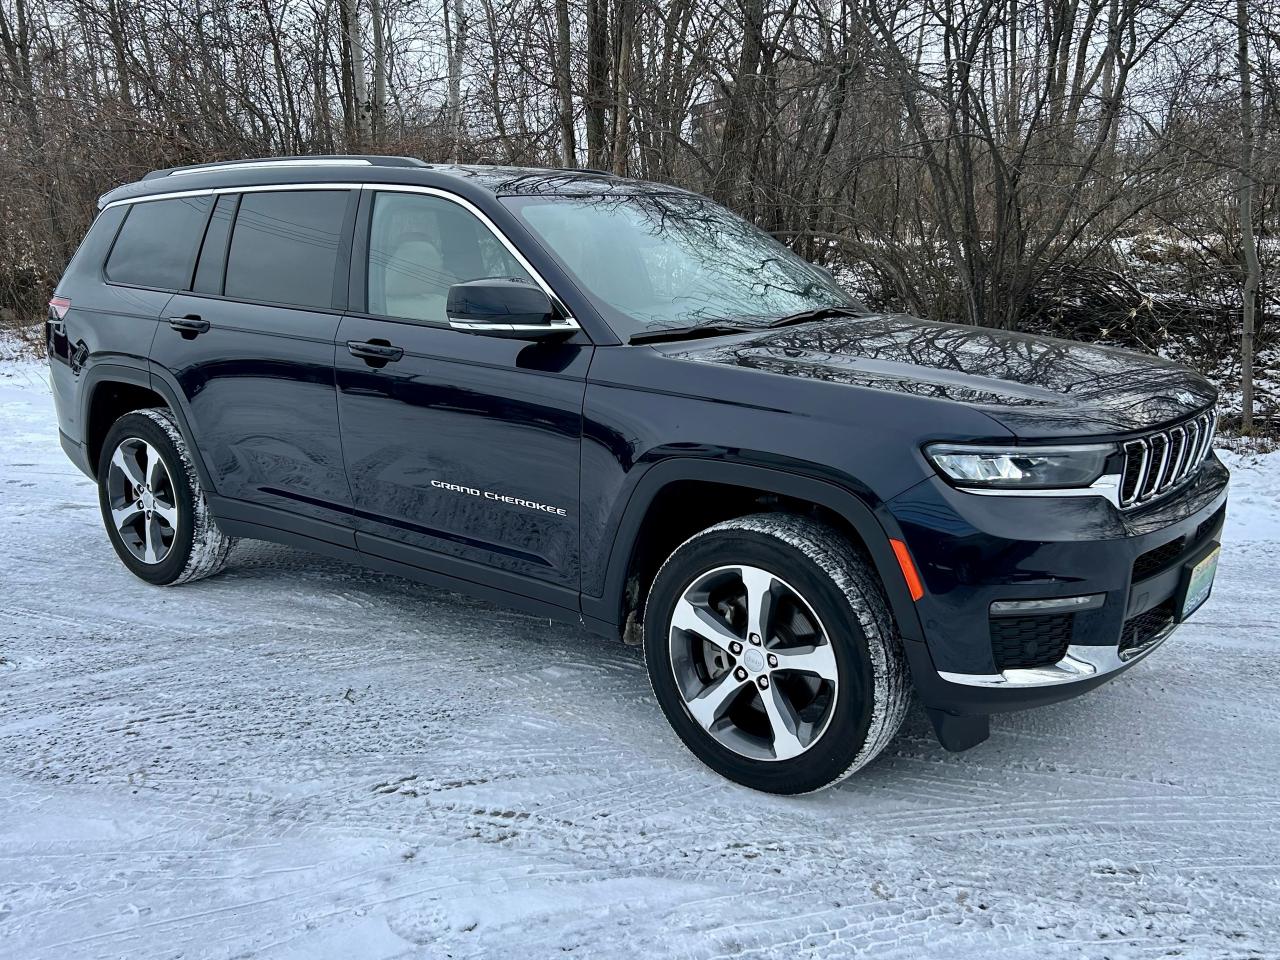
[104,195,213,289]
[224,190,349,310]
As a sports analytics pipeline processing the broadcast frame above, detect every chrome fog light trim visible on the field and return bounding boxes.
[939,624,1178,689]
[989,594,1105,616]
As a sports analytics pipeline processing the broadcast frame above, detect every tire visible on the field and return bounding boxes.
[96,407,236,586]
[643,513,908,794]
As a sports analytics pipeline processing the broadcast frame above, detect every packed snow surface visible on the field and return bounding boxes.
[1,357,1277,959]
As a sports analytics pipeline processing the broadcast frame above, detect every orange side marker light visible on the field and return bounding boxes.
[889,538,924,601]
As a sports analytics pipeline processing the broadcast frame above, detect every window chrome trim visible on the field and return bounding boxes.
[101,182,357,207]
[447,320,563,333]
[101,181,580,331]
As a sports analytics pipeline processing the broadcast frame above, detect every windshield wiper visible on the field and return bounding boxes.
[629,306,867,345]
[759,305,867,328]
[629,322,756,345]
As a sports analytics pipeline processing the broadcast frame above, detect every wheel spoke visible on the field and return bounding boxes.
[110,502,143,532]
[759,683,806,760]
[684,672,750,731]
[670,595,740,652]
[144,442,167,490]
[770,642,838,683]
[142,514,160,563]
[740,566,776,642]
[153,500,179,529]
[111,445,145,489]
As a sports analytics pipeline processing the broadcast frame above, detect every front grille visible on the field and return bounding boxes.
[1119,410,1216,508]
[991,613,1074,671]
[1119,600,1176,654]
[1132,536,1186,582]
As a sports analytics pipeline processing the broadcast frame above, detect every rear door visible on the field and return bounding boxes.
[334,186,590,600]
[152,187,359,544]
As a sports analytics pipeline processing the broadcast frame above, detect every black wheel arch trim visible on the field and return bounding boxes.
[142,362,219,492]
[77,359,218,494]
[583,457,926,643]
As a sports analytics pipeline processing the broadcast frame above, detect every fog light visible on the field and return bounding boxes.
[990,594,1104,616]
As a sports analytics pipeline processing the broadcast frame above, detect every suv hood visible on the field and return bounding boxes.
[665,313,1216,438]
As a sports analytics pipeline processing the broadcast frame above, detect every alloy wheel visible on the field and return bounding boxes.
[105,437,179,565]
[667,564,840,761]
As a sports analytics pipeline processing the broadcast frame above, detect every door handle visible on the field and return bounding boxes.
[347,339,404,366]
[168,315,210,338]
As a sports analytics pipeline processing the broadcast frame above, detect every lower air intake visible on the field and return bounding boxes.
[990,613,1074,671]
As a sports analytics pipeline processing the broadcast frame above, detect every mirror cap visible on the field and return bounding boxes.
[447,278,554,327]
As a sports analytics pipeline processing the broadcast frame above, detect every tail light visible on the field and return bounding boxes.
[48,296,71,321]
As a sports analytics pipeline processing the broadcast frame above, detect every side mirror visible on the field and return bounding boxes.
[446,278,571,339]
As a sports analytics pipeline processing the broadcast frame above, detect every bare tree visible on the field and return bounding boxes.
[1237,0,1260,433]
[0,0,1273,427]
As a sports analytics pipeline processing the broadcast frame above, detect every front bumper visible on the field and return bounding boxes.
[936,616,1178,688]
[888,455,1228,719]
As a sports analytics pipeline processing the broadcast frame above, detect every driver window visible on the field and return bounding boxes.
[367,192,534,324]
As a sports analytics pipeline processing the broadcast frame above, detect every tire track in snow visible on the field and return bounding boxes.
[3,361,1280,959]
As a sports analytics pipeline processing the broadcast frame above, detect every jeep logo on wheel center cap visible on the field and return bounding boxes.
[743,648,766,673]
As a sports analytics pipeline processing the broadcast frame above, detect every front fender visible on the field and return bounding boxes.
[582,456,925,643]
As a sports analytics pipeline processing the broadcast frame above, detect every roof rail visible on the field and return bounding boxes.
[563,167,616,177]
[143,155,427,181]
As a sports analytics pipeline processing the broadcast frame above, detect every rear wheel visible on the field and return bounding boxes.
[97,408,235,585]
[643,513,908,794]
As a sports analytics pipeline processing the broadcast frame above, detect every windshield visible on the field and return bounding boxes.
[501,193,862,338]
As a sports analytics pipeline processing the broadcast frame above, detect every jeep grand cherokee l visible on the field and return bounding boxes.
[47,156,1228,793]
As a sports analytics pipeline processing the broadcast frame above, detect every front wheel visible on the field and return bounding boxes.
[643,514,908,794]
[97,408,236,585]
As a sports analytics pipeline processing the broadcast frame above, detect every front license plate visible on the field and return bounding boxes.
[1178,545,1220,620]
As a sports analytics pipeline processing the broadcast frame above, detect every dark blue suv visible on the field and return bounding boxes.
[47,156,1228,793]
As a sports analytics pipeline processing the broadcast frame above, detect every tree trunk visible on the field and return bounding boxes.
[1236,0,1258,433]
[369,0,386,141]
[584,0,610,169]
[611,0,634,175]
[445,0,467,158]
[554,0,576,166]
[713,0,764,205]
[343,0,370,147]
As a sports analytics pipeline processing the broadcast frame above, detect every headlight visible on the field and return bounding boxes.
[924,443,1115,489]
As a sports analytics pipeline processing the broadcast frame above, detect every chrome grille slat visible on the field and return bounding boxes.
[1184,419,1200,475]
[1190,415,1206,466]
[1120,439,1148,504]
[1166,427,1187,487]
[1142,434,1169,498]
[1117,409,1216,509]
[1201,412,1218,464]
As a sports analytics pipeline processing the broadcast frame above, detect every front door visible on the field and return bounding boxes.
[335,187,589,600]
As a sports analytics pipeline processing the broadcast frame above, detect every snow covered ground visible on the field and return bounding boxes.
[1,355,1278,960]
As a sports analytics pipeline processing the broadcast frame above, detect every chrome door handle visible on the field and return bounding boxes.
[168,315,210,338]
[346,340,404,366]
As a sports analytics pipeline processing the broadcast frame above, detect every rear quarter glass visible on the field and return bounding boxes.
[105,195,213,289]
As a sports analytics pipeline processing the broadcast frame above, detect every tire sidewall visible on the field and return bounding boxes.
[644,524,881,794]
[97,411,198,585]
